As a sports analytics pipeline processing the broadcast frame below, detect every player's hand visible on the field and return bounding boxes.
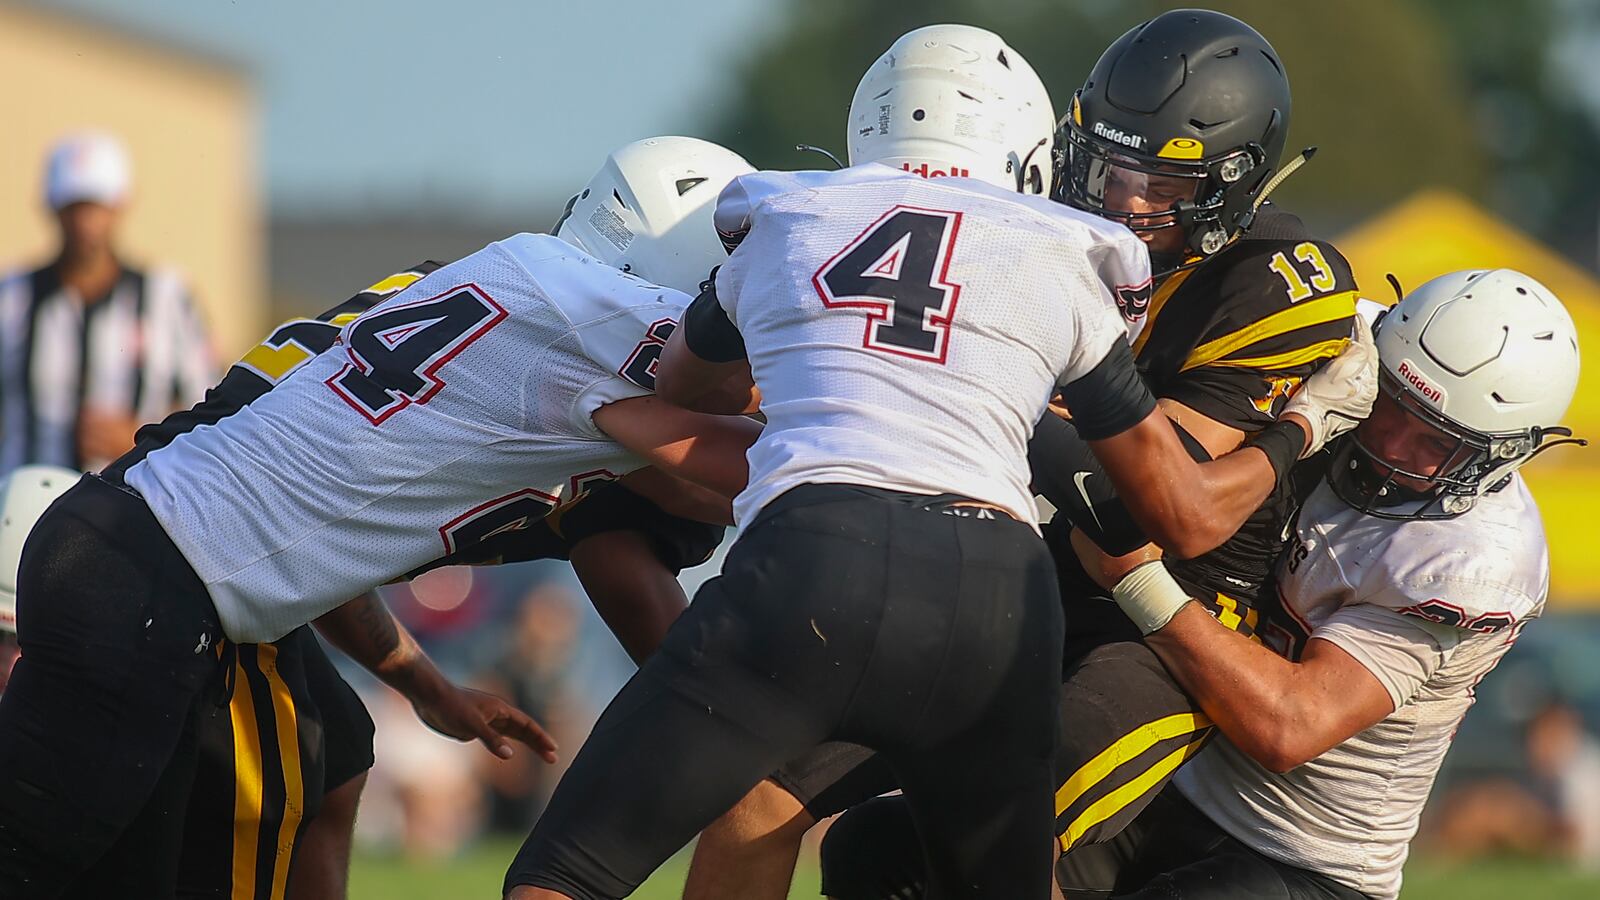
[411,685,559,764]
[1282,315,1377,458]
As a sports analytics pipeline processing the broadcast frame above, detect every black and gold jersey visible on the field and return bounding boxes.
[1134,208,1358,432]
[1046,207,1358,645]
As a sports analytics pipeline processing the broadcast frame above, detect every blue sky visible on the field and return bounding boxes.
[39,0,776,217]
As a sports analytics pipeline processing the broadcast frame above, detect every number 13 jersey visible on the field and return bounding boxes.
[124,233,683,643]
[713,165,1150,531]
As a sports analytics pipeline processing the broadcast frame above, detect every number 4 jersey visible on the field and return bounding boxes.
[712,164,1151,530]
[121,233,687,643]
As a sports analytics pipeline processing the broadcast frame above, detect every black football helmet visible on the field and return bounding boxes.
[1055,10,1293,276]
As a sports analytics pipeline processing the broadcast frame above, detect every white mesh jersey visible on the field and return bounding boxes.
[1176,474,1549,900]
[125,233,685,643]
[713,164,1151,531]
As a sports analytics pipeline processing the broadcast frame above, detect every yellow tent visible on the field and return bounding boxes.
[1338,190,1598,606]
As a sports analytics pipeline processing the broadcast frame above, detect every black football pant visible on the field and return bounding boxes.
[505,483,1065,900]
[177,627,376,900]
[0,474,227,899]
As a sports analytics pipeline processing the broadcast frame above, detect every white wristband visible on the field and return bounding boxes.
[1112,562,1193,635]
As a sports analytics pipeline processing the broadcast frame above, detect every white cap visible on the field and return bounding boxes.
[44,132,132,210]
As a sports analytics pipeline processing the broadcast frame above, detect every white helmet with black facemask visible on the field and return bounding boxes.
[1330,268,1583,518]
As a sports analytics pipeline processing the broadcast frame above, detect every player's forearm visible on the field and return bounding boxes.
[1143,604,1327,772]
[1092,412,1284,558]
[314,592,438,696]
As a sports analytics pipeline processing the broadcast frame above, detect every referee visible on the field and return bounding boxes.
[0,131,214,475]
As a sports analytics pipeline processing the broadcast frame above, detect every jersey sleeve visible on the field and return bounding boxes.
[1086,226,1154,344]
[1310,603,1456,709]
[1163,239,1358,431]
[568,305,676,436]
[714,170,804,252]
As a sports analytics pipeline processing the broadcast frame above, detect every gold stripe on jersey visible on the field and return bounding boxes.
[1131,267,1199,358]
[1055,711,1212,820]
[230,653,265,900]
[1179,290,1357,372]
[261,645,304,900]
[362,271,425,295]
[329,312,361,327]
[1058,728,1212,850]
[1205,337,1350,372]
[238,331,316,382]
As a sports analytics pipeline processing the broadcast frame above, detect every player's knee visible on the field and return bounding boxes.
[819,796,925,900]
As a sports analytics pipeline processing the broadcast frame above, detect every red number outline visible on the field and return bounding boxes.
[328,282,508,425]
[811,205,964,364]
[438,487,559,555]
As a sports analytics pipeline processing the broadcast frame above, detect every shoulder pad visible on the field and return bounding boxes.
[1357,483,1548,634]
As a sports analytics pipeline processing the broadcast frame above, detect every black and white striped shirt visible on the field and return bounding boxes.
[0,261,214,474]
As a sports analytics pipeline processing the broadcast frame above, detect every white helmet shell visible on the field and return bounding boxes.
[555,136,755,295]
[1378,268,1579,437]
[848,24,1055,195]
[0,465,78,633]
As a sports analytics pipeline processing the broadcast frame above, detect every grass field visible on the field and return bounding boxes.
[350,840,1600,899]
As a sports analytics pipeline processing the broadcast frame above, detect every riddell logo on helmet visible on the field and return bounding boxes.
[1092,121,1147,151]
[902,162,970,179]
[1397,359,1446,406]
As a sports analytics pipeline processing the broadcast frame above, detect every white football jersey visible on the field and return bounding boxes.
[125,233,686,643]
[1176,474,1549,900]
[713,164,1151,530]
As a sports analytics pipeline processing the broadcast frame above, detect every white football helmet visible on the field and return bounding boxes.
[1332,269,1583,518]
[848,24,1055,195]
[0,465,79,632]
[554,136,755,295]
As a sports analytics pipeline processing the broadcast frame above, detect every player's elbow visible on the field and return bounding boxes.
[651,365,699,410]
[1235,708,1330,773]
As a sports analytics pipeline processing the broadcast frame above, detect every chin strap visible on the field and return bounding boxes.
[1252,146,1317,214]
[795,144,844,169]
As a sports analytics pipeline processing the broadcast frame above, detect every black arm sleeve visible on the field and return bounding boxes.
[1028,411,1213,556]
[681,277,747,363]
[552,480,726,573]
[1056,340,1158,440]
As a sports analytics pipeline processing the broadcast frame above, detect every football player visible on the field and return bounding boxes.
[156,265,725,899]
[0,136,758,899]
[502,22,1374,900]
[1048,269,1581,899]
[681,14,1367,900]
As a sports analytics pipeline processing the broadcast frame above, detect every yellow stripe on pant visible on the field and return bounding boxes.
[230,651,264,900]
[227,644,305,900]
[260,644,304,900]
[1054,712,1214,853]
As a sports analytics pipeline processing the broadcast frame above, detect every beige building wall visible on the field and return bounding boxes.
[0,3,264,357]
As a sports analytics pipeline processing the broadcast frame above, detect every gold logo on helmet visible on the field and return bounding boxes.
[1157,138,1204,160]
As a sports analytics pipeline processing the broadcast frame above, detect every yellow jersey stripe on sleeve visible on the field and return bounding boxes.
[1202,336,1351,372]
[1179,290,1357,372]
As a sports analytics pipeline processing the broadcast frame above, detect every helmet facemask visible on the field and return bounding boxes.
[1056,112,1268,277]
[1329,373,1560,519]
